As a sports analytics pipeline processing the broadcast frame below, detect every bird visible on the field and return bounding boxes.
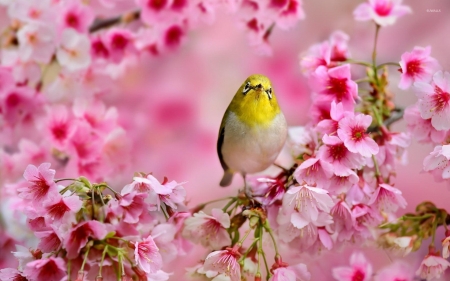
[217,74,287,197]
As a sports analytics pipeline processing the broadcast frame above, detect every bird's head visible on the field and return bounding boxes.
[230,74,281,127]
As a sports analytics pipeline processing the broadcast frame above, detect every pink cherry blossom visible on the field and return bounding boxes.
[367,183,406,212]
[57,0,94,33]
[328,171,359,194]
[0,268,27,281]
[18,163,58,203]
[300,31,349,76]
[275,0,305,30]
[151,223,178,263]
[133,235,163,274]
[46,105,77,149]
[113,191,147,224]
[23,257,66,281]
[332,252,372,281]
[416,254,450,280]
[288,126,318,156]
[311,64,358,111]
[415,71,450,131]
[318,135,365,176]
[90,36,109,60]
[44,193,83,222]
[0,86,42,126]
[203,248,241,281]
[249,173,286,205]
[309,96,332,125]
[338,114,379,157]
[63,221,108,259]
[183,208,231,250]
[443,235,450,259]
[374,261,414,281]
[316,101,350,135]
[398,46,441,90]
[35,228,62,253]
[423,145,450,182]
[269,263,311,281]
[404,104,445,144]
[8,0,54,24]
[56,28,91,71]
[330,200,355,242]
[294,157,333,189]
[282,183,334,224]
[16,24,55,64]
[353,0,411,26]
[137,0,171,26]
[104,28,136,63]
[352,204,382,237]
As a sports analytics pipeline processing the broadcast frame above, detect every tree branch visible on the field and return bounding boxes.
[89,10,141,33]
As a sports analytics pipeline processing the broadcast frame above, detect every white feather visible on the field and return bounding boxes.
[221,112,287,174]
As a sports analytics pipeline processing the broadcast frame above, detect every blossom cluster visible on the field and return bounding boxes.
[0,163,189,280]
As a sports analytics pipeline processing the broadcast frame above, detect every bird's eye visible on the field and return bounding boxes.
[266,88,272,99]
[243,82,251,95]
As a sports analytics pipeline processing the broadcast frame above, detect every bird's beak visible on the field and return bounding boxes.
[255,84,263,91]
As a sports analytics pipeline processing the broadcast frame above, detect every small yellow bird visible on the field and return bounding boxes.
[217,74,287,196]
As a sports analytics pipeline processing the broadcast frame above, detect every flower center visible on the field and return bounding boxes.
[352,269,365,281]
[374,0,393,16]
[148,0,167,11]
[111,34,128,50]
[327,77,348,101]
[329,143,346,160]
[65,13,79,29]
[165,25,183,47]
[30,174,51,200]
[406,59,422,76]
[171,0,187,10]
[52,123,67,141]
[431,85,450,112]
[351,126,366,141]
[6,93,20,107]
[270,0,288,9]
[47,199,70,220]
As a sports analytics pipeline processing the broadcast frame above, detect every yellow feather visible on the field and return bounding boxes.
[225,74,281,128]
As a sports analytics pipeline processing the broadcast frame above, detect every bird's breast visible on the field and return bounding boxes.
[221,111,287,174]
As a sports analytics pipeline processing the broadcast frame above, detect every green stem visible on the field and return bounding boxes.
[372,24,380,67]
[263,221,279,256]
[118,253,124,280]
[238,238,260,263]
[222,198,238,212]
[402,214,434,220]
[355,78,371,83]
[377,62,400,69]
[372,155,381,178]
[91,188,96,220]
[430,216,438,247]
[238,228,253,246]
[259,228,270,280]
[343,59,372,67]
[80,244,91,273]
[99,245,108,277]
[55,178,78,183]
[191,197,235,212]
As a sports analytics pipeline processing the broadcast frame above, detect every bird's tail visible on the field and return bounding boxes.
[220,170,234,187]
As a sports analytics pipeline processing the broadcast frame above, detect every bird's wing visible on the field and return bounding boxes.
[217,115,229,172]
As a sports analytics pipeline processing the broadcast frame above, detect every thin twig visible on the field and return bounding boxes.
[89,10,141,33]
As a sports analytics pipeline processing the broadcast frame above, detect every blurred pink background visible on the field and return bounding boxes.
[94,0,450,279]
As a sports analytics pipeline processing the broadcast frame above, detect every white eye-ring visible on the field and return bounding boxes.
[243,82,251,95]
[266,88,272,99]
